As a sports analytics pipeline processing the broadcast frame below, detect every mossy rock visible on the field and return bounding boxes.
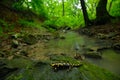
[6,60,120,80]
[78,62,120,80]
[49,54,82,65]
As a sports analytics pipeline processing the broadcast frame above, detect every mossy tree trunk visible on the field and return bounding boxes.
[95,0,111,25]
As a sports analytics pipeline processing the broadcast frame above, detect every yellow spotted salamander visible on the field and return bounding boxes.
[51,62,82,71]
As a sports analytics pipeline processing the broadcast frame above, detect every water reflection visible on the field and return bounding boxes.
[86,49,120,75]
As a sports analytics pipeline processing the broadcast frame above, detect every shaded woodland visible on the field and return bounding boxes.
[0,0,120,80]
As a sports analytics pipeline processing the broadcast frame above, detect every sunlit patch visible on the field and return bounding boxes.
[28,0,32,2]
[29,6,32,9]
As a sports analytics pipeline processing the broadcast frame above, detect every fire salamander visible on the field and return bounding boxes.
[51,62,82,71]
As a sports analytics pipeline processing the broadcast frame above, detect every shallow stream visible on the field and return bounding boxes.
[3,31,120,80]
[48,31,120,75]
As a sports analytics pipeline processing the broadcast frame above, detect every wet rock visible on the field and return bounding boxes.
[96,32,118,39]
[86,46,108,52]
[112,43,120,53]
[96,33,107,39]
[0,67,18,80]
[94,40,113,50]
[86,47,98,52]
[113,43,120,49]
[83,51,102,59]
[0,60,18,80]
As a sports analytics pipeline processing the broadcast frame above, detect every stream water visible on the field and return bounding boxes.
[3,31,120,80]
[48,31,120,75]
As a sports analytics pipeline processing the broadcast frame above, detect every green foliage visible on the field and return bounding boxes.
[10,0,120,29]
[2,0,120,31]
[0,27,3,35]
[43,15,84,30]
[79,62,120,80]
[12,0,25,11]
[0,19,8,27]
[18,19,35,27]
[6,67,34,80]
[6,73,23,80]
[30,0,48,19]
[109,0,120,16]
[0,19,14,35]
[86,0,99,20]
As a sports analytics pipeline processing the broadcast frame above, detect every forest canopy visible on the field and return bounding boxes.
[0,0,120,29]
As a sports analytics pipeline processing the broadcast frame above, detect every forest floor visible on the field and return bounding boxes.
[0,4,120,80]
[1,22,120,61]
[79,22,120,43]
[0,22,120,80]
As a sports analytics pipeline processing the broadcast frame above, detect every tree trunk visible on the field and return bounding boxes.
[62,0,65,16]
[80,0,90,26]
[95,0,111,25]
